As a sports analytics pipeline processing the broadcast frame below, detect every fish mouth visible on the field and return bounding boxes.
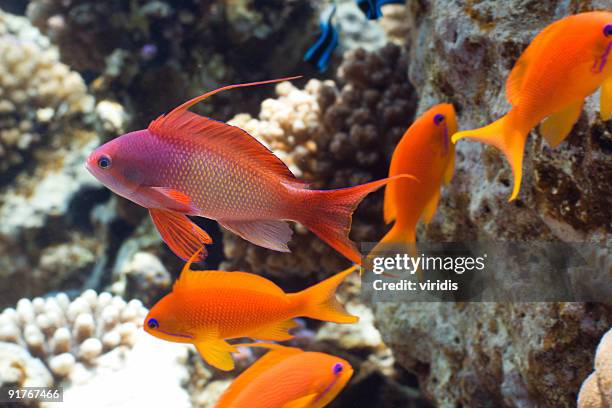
[592,40,612,73]
[158,329,194,340]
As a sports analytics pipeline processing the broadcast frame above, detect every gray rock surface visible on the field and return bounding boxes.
[373,1,612,407]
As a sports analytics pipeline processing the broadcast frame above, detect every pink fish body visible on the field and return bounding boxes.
[86,78,414,264]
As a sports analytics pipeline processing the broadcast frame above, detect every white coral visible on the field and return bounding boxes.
[0,290,147,379]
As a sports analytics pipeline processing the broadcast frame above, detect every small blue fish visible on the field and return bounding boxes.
[356,0,405,20]
[304,4,339,73]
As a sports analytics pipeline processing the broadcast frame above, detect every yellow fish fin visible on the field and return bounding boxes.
[289,267,358,324]
[452,111,527,202]
[194,335,237,371]
[539,100,583,148]
[601,76,612,121]
[216,345,303,408]
[281,393,319,408]
[173,269,285,296]
[247,319,299,341]
[420,190,441,224]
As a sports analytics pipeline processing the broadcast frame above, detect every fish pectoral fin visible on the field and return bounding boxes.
[149,209,212,261]
[149,187,196,212]
[420,190,441,224]
[219,219,293,252]
[601,77,612,120]
[280,393,319,408]
[247,319,298,341]
[194,338,237,371]
[539,100,583,148]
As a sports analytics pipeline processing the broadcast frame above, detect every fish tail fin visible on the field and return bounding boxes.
[297,174,418,265]
[366,223,418,279]
[289,266,359,324]
[451,110,527,201]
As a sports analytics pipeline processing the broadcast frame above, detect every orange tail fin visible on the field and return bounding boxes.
[288,266,358,323]
[299,175,418,265]
[451,109,527,201]
[366,224,419,279]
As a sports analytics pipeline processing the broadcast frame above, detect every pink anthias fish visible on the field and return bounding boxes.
[86,77,415,264]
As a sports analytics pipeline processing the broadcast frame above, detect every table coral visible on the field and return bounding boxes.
[223,43,416,280]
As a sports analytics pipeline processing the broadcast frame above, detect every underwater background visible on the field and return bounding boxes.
[0,0,610,407]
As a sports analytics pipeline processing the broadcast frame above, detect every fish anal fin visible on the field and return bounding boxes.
[281,394,319,408]
[173,270,286,296]
[149,209,212,261]
[219,219,293,252]
[194,338,236,371]
[421,190,441,224]
[539,100,583,148]
[247,319,298,341]
[600,77,612,120]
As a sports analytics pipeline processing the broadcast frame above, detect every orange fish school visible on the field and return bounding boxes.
[83,11,612,408]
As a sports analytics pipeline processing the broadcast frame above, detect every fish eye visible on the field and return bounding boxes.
[433,114,445,125]
[147,318,159,330]
[604,24,612,37]
[97,155,112,169]
[332,362,343,375]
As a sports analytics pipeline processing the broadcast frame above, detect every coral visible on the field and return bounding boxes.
[0,341,53,388]
[223,44,416,280]
[0,290,147,382]
[370,1,612,407]
[578,328,612,408]
[0,10,93,173]
[379,4,410,45]
[111,251,172,307]
[26,0,318,126]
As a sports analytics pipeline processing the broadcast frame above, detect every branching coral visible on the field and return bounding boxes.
[224,44,416,279]
[579,328,612,408]
[0,290,147,381]
[0,10,93,173]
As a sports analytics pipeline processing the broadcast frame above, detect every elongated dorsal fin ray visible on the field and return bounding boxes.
[150,76,302,129]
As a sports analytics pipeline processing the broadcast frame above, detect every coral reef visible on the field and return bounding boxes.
[224,44,416,280]
[0,10,93,174]
[0,290,146,381]
[579,328,612,408]
[370,1,612,407]
[26,0,318,126]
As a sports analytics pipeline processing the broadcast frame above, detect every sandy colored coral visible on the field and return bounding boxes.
[0,290,146,382]
[579,328,612,408]
[223,44,416,279]
[0,10,93,173]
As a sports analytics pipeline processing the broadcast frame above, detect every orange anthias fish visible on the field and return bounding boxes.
[86,77,414,264]
[143,251,358,371]
[452,12,612,201]
[215,344,353,408]
[374,104,456,253]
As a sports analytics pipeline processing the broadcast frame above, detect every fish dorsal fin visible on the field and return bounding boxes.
[506,22,562,105]
[215,345,303,408]
[173,264,286,297]
[147,78,308,189]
